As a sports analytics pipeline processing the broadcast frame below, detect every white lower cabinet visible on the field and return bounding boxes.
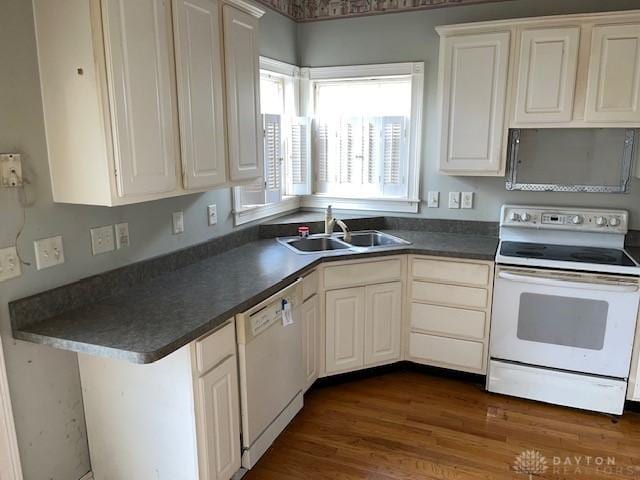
[407,256,494,374]
[301,294,320,391]
[364,282,402,366]
[78,321,241,480]
[325,287,366,374]
[198,355,241,480]
[628,309,640,401]
[325,277,403,375]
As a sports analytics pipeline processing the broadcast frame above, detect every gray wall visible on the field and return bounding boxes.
[0,1,296,478]
[297,0,640,227]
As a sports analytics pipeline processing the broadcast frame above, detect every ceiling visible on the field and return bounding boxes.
[255,0,514,22]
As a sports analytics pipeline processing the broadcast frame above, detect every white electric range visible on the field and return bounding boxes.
[488,205,640,415]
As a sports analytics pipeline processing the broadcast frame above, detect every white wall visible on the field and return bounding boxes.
[0,1,296,478]
[297,0,640,227]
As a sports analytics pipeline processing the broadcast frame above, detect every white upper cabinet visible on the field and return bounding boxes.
[102,0,180,198]
[33,0,264,206]
[173,0,228,190]
[437,31,511,175]
[223,5,264,182]
[585,24,640,123]
[514,27,580,124]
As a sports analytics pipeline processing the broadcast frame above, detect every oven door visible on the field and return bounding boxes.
[491,266,640,378]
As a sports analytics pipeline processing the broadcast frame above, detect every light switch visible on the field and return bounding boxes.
[34,236,65,270]
[207,204,217,226]
[172,211,184,235]
[427,191,439,208]
[462,192,474,209]
[448,192,461,209]
[90,225,115,255]
[0,246,21,282]
[115,223,130,249]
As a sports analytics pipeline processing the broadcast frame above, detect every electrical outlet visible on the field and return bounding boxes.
[115,223,130,249]
[90,225,115,256]
[462,192,474,209]
[427,191,439,208]
[0,246,21,282]
[34,236,65,270]
[448,192,461,209]
[1,154,23,188]
[172,211,184,235]
[207,204,217,226]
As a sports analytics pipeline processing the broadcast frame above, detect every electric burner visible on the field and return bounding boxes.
[494,206,640,276]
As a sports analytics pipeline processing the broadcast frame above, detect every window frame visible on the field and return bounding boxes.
[301,62,424,214]
[233,57,301,226]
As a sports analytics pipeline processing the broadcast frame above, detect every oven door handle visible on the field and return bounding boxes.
[498,271,640,293]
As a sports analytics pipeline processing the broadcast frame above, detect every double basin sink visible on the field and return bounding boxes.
[277,230,411,254]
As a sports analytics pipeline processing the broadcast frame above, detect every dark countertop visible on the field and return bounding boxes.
[628,247,640,265]
[13,230,498,364]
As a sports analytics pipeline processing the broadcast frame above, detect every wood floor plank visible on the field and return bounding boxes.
[244,370,640,479]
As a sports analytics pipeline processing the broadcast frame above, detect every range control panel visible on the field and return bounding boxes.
[501,205,628,234]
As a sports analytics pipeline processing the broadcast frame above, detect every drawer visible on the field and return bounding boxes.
[412,258,490,286]
[409,332,484,371]
[195,320,236,375]
[324,257,402,290]
[412,281,488,309]
[302,269,319,301]
[411,303,486,340]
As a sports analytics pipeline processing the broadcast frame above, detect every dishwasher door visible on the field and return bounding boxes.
[236,280,303,468]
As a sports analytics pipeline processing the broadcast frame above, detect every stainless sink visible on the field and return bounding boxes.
[278,230,410,254]
[340,231,410,248]
[285,237,351,252]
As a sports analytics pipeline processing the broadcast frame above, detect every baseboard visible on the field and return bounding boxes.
[314,361,485,390]
[79,472,94,480]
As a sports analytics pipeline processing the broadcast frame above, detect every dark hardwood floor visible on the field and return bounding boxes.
[245,369,640,479]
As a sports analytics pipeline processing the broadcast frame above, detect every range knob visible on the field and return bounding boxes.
[521,212,531,222]
[609,217,621,227]
[571,215,583,225]
[510,212,521,222]
[595,216,607,227]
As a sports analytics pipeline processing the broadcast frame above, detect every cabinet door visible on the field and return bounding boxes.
[438,31,510,174]
[199,355,241,480]
[223,6,263,182]
[301,294,320,391]
[325,288,365,374]
[101,0,180,197]
[514,27,580,123]
[364,282,402,366]
[173,0,228,190]
[585,24,640,123]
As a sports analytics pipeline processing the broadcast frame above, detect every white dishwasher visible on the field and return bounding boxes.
[236,279,304,469]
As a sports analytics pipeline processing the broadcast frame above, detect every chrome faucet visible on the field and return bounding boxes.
[324,205,351,242]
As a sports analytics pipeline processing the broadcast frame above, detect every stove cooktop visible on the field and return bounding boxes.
[500,241,638,267]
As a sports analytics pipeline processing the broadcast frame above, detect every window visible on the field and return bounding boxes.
[304,62,424,213]
[233,58,303,225]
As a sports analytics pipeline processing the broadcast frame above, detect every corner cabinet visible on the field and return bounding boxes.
[33,0,265,206]
[322,257,405,376]
[436,31,511,175]
[78,320,241,480]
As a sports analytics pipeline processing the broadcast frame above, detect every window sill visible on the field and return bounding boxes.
[233,196,301,226]
[301,195,419,213]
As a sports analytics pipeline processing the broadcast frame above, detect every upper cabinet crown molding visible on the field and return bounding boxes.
[436,9,640,176]
[223,0,265,18]
[33,0,265,206]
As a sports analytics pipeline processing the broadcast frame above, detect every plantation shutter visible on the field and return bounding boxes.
[381,116,408,197]
[288,117,311,195]
[338,117,363,185]
[264,113,282,204]
[314,119,339,193]
[363,118,381,186]
[240,177,266,206]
